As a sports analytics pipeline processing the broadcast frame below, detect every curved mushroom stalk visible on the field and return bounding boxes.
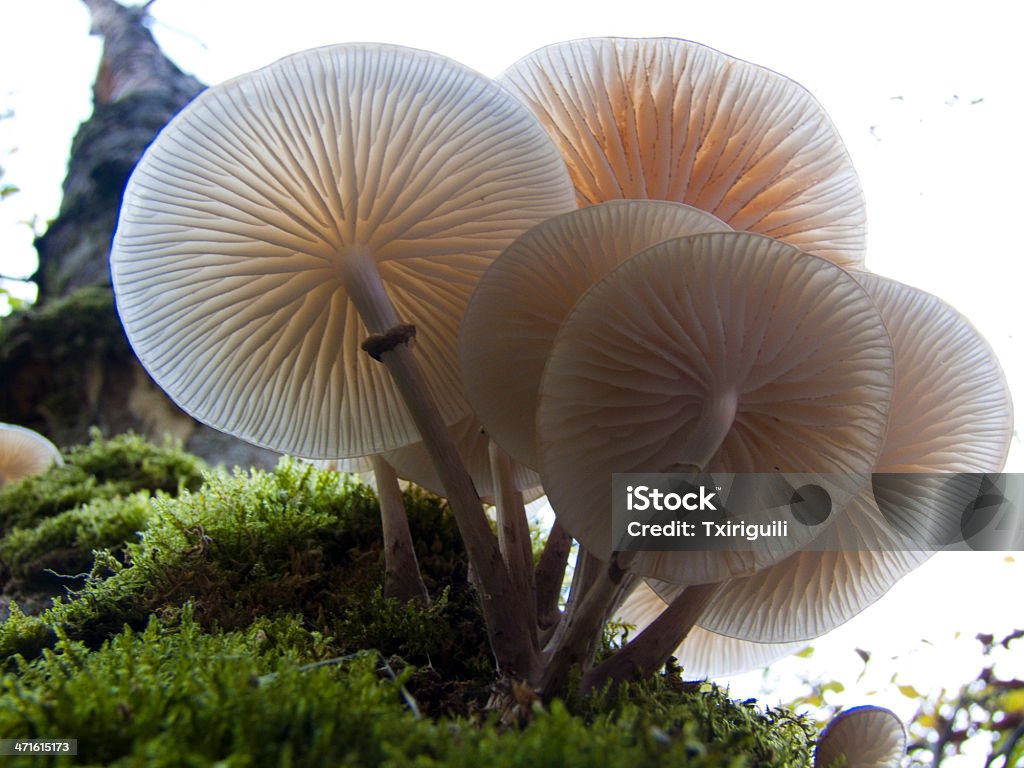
[535,520,572,635]
[110,42,577,680]
[815,706,906,768]
[614,581,806,679]
[0,424,63,488]
[370,454,429,605]
[580,581,723,694]
[538,549,636,697]
[488,441,538,632]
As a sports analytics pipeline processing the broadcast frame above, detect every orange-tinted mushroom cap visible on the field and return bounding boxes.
[498,37,866,269]
[537,232,893,584]
[460,200,729,469]
[0,424,63,487]
[111,43,576,460]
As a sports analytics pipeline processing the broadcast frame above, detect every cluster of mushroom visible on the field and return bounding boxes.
[109,36,1013,705]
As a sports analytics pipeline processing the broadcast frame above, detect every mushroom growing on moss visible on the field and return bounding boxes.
[0,424,63,488]
[110,42,576,676]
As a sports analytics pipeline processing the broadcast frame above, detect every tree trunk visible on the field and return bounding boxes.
[0,0,276,469]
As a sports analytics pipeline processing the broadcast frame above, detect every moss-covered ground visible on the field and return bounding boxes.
[0,434,815,766]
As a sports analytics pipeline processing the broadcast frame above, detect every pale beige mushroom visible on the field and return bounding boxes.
[498,37,866,269]
[537,231,894,586]
[112,42,576,461]
[0,424,63,487]
[460,199,729,470]
[689,273,1013,644]
[815,706,906,768]
[111,42,576,673]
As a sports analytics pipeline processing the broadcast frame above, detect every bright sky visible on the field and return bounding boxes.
[2,0,1023,760]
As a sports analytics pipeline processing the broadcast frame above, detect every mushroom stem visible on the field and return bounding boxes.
[674,391,738,471]
[370,454,430,606]
[489,441,538,631]
[344,246,539,678]
[535,520,572,633]
[539,550,635,698]
[580,581,723,693]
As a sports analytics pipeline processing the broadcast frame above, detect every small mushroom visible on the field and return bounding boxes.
[0,424,63,487]
[498,37,866,269]
[815,706,906,768]
[537,231,893,586]
[460,199,729,469]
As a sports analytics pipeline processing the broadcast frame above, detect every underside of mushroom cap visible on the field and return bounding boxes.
[498,37,866,269]
[111,42,576,460]
[537,231,893,584]
[460,199,730,469]
[693,274,1013,643]
[0,423,63,487]
[815,706,906,768]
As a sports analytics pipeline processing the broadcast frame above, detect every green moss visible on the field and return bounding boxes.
[0,435,815,766]
[0,612,813,767]
[0,430,205,533]
[0,459,491,679]
[0,492,155,589]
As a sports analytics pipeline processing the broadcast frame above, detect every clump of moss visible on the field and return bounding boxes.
[0,459,492,682]
[0,491,155,590]
[0,430,206,533]
[0,611,814,767]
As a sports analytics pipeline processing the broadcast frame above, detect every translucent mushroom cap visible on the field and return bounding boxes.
[691,274,1014,644]
[460,200,729,469]
[111,43,576,460]
[815,706,906,768]
[498,37,866,269]
[537,232,893,584]
[0,424,63,487]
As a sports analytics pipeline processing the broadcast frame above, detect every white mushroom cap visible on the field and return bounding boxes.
[691,274,1013,643]
[614,581,805,678]
[460,200,729,469]
[537,232,893,584]
[498,37,866,269]
[111,43,576,460]
[0,424,63,487]
[815,706,906,768]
